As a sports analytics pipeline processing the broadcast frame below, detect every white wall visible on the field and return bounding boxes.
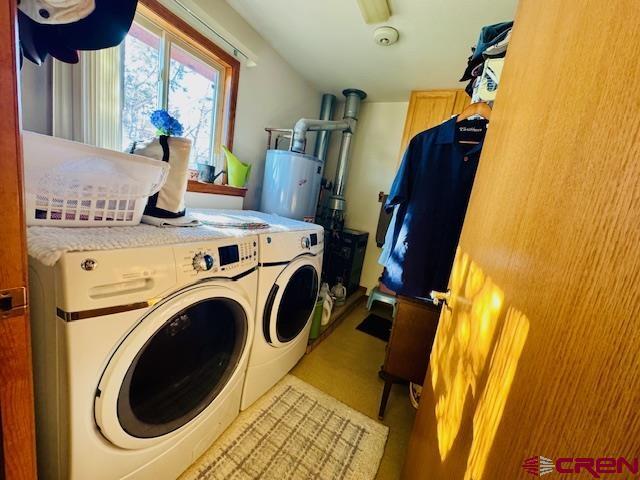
[190,0,321,209]
[325,101,409,293]
[184,191,244,210]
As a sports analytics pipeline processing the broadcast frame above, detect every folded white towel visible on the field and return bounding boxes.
[141,215,200,227]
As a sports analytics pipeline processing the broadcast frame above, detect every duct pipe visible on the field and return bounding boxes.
[313,94,337,162]
[291,118,350,153]
[326,88,367,212]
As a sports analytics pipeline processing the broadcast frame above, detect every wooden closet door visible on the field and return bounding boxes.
[398,89,469,160]
[0,2,37,479]
[402,0,640,479]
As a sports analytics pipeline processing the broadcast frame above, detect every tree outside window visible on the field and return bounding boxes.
[122,16,224,169]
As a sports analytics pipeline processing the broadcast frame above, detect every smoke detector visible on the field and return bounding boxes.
[373,26,399,46]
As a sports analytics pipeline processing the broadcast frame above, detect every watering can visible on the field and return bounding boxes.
[196,163,225,183]
[222,146,251,188]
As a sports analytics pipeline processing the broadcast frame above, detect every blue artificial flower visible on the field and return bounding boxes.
[150,110,184,137]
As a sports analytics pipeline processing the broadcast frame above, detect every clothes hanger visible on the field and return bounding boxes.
[456,101,491,144]
[457,101,492,122]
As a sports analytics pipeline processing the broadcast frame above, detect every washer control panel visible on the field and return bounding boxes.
[176,237,258,279]
[218,240,258,272]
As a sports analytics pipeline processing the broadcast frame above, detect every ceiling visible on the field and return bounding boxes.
[226,0,518,102]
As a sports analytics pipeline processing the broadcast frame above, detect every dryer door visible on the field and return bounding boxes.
[263,255,320,348]
[95,283,252,450]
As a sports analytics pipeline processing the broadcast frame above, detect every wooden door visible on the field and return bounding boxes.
[398,90,469,162]
[402,0,640,479]
[0,2,38,479]
[451,90,470,117]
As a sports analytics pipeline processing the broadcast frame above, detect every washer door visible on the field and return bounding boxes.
[263,256,319,348]
[95,284,252,450]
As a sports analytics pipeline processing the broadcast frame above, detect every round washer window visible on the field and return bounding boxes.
[116,298,247,438]
[273,265,319,343]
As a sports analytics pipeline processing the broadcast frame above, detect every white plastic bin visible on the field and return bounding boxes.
[22,131,169,227]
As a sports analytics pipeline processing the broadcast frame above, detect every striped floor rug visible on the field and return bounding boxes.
[181,375,389,480]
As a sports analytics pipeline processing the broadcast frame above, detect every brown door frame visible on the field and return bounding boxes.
[0,2,38,479]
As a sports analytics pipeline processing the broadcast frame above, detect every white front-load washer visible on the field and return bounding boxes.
[241,225,324,410]
[29,236,259,480]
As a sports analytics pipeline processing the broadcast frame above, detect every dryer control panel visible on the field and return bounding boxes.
[176,236,258,280]
[259,228,324,264]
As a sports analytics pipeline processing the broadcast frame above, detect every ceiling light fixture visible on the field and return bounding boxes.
[357,0,391,24]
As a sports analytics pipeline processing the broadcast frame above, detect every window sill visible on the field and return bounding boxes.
[187,180,247,198]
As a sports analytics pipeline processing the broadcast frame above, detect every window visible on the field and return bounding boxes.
[121,20,162,150]
[53,1,239,175]
[122,12,228,168]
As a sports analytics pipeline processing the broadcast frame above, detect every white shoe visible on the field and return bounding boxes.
[409,382,422,409]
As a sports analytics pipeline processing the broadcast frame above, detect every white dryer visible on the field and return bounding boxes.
[29,236,258,480]
[241,225,324,410]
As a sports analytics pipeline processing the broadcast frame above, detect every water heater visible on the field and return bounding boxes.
[259,149,323,221]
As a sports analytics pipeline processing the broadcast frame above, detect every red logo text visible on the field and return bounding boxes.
[522,456,639,478]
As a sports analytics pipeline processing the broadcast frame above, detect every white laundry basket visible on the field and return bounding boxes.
[22,131,169,227]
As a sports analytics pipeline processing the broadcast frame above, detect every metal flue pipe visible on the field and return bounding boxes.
[326,88,367,213]
[291,89,366,159]
[291,118,350,153]
[313,94,337,162]
[289,88,366,229]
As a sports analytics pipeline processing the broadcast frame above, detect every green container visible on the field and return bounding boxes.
[222,146,251,187]
[309,299,324,341]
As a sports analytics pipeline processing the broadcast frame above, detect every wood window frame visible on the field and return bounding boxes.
[138,0,243,197]
[186,180,247,197]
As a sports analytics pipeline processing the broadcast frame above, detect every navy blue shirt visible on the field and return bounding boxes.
[381,116,486,298]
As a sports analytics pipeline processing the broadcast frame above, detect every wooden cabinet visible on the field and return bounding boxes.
[378,297,440,419]
[398,89,469,159]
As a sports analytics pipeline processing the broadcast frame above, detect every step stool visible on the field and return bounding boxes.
[366,286,397,318]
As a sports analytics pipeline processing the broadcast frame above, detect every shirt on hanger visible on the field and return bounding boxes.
[381,116,487,298]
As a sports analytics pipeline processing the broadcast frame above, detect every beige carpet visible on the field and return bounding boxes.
[181,375,389,480]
